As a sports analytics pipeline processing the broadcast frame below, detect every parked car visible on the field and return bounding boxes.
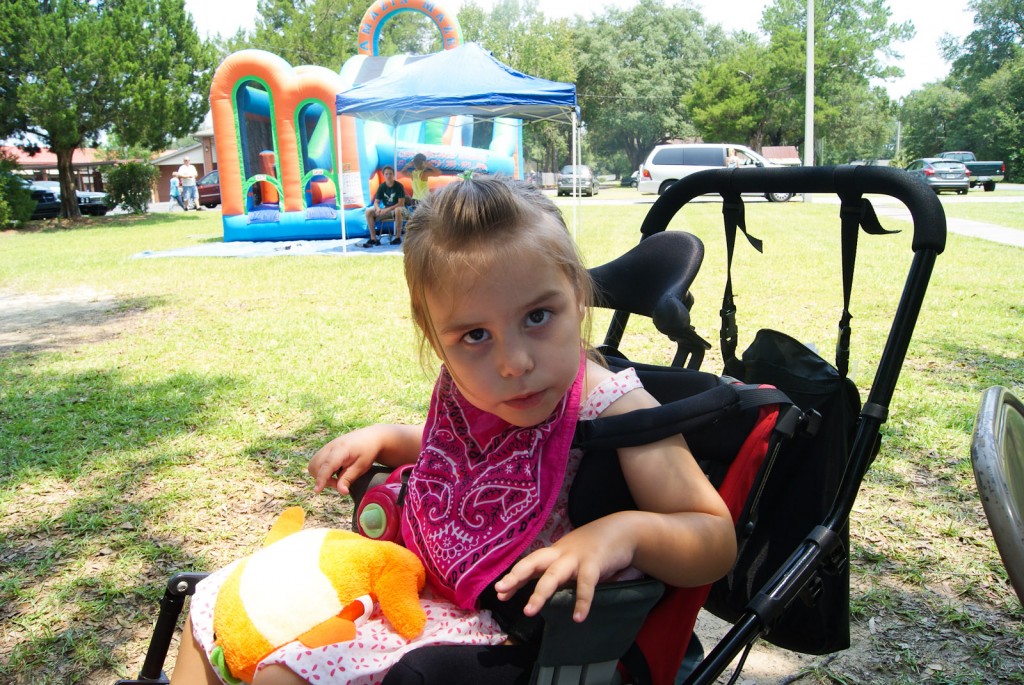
[197,170,221,208]
[620,170,639,188]
[937,151,1004,191]
[637,143,794,202]
[29,188,62,220]
[31,180,109,216]
[556,165,600,197]
[905,158,970,195]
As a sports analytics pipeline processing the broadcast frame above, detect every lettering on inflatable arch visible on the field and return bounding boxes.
[357,0,463,56]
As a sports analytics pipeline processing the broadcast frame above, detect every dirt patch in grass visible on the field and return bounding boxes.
[0,287,144,356]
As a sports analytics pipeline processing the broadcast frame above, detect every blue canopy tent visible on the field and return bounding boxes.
[335,42,581,242]
[336,42,577,126]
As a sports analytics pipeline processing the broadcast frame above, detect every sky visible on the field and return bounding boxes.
[184,0,976,100]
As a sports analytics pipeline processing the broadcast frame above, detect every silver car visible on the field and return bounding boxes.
[556,165,600,197]
[905,158,970,195]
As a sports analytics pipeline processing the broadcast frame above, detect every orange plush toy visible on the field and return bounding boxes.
[209,507,426,684]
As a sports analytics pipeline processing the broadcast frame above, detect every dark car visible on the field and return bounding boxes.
[31,180,109,215]
[905,158,970,195]
[29,189,62,220]
[620,170,639,188]
[197,170,221,208]
[556,165,600,197]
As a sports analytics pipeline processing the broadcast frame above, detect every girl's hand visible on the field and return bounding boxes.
[308,426,387,496]
[308,424,424,496]
[492,515,636,623]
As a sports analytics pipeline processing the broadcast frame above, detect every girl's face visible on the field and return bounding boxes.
[425,254,584,427]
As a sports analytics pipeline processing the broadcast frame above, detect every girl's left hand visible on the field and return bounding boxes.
[492,514,636,623]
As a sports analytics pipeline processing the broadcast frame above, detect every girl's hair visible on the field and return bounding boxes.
[412,153,427,165]
[403,178,594,363]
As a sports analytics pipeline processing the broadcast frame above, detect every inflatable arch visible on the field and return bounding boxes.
[357,0,463,55]
[210,0,523,242]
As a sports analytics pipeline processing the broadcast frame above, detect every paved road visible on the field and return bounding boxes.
[817,184,1024,248]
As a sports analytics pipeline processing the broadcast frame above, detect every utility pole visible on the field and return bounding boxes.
[803,0,815,202]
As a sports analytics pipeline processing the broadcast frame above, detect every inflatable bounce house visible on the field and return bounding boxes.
[208,0,574,242]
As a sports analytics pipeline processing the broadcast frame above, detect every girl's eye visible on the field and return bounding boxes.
[526,309,551,327]
[462,329,490,345]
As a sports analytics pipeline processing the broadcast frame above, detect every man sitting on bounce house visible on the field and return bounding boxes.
[362,166,408,247]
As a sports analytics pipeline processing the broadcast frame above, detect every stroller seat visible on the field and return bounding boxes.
[119,165,946,685]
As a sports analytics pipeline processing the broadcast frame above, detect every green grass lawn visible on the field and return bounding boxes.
[1,198,1021,683]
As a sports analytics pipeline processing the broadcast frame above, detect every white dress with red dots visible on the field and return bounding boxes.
[188,367,642,684]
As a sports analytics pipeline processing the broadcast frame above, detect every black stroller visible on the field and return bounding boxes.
[117,165,945,685]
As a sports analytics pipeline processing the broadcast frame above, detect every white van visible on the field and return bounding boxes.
[637,143,794,202]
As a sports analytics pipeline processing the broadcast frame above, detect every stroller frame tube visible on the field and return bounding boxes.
[686,250,939,685]
[637,167,945,685]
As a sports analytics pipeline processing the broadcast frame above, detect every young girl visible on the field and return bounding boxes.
[171,179,736,685]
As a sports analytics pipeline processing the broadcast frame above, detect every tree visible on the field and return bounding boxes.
[765,0,911,160]
[574,0,726,170]
[234,0,365,67]
[223,0,445,68]
[0,2,33,141]
[944,0,1024,89]
[898,84,970,159]
[969,52,1024,177]
[458,0,577,171]
[685,36,793,150]
[5,0,214,218]
[688,0,911,162]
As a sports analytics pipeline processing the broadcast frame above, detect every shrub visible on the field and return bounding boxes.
[105,162,160,214]
[0,153,37,226]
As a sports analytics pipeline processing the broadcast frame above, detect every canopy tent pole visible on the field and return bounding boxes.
[338,117,348,253]
[572,110,580,240]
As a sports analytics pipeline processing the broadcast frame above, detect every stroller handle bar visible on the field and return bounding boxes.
[640,165,947,254]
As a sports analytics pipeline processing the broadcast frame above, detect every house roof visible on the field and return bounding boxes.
[2,146,114,168]
[761,146,802,164]
[150,142,205,166]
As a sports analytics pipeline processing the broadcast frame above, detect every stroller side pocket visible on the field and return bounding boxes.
[710,328,860,655]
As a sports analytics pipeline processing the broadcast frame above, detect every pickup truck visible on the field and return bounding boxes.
[937,151,1005,191]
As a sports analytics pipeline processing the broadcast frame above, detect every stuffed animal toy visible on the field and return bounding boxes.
[209,506,427,684]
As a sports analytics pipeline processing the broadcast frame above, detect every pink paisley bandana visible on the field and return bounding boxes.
[401,352,586,609]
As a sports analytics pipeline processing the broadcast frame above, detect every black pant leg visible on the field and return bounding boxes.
[381,644,537,685]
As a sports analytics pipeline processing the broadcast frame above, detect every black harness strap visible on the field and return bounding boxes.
[720,194,763,368]
[573,383,792,452]
[837,196,899,377]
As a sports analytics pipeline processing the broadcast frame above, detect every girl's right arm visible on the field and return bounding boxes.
[308,423,424,496]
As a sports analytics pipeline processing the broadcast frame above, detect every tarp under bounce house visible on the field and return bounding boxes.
[208,0,577,242]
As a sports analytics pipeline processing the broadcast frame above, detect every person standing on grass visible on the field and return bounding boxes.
[170,178,737,685]
[169,172,185,211]
[177,157,199,210]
